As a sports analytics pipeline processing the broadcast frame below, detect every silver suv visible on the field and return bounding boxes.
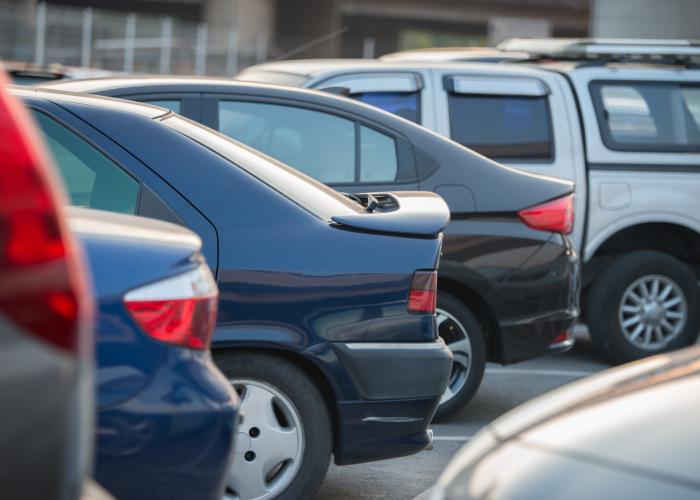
[239,38,700,364]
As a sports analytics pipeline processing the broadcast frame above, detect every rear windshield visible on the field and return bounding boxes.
[162,115,363,220]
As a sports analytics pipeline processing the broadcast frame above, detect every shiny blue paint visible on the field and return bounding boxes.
[70,209,237,500]
[27,92,448,465]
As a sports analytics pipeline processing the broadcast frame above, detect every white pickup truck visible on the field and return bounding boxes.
[239,38,700,364]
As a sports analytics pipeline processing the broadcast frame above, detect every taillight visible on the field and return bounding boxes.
[408,270,437,314]
[0,70,90,353]
[124,265,218,350]
[518,194,574,235]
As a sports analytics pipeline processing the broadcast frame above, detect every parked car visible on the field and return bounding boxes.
[67,207,238,500]
[239,38,700,364]
[4,60,115,86]
[424,345,700,500]
[0,71,93,498]
[16,86,454,500]
[44,75,581,418]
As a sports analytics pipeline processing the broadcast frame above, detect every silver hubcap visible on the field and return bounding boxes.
[225,379,304,500]
[619,274,687,350]
[436,308,472,406]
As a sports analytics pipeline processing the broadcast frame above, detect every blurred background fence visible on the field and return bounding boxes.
[0,1,266,76]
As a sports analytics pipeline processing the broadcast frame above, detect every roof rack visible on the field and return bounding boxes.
[497,38,700,64]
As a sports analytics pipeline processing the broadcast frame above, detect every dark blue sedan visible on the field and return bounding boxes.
[17,86,453,500]
[67,207,238,499]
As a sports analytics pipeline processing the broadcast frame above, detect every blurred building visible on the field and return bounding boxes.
[4,0,698,75]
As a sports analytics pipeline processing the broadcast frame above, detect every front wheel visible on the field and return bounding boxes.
[433,292,487,421]
[215,352,332,500]
[587,251,700,364]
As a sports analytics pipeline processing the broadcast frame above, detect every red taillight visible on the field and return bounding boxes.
[549,330,571,345]
[0,70,91,353]
[518,194,574,235]
[124,265,218,350]
[408,270,437,314]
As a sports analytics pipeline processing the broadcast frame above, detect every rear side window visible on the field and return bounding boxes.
[448,94,553,161]
[218,100,355,183]
[353,92,421,123]
[590,82,700,152]
[31,111,139,214]
[143,99,181,114]
[360,125,398,182]
[217,100,402,184]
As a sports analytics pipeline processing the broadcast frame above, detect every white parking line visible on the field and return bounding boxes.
[485,367,594,378]
[432,436,472,442]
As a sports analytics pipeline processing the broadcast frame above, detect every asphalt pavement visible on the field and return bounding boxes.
[316,326,610,500]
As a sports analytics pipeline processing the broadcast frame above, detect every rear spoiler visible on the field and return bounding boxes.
[331,192,450,237]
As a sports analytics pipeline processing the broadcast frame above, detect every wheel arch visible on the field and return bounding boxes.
[584,221,700,289]
[438,276,502,362]
[212,346,341,457]
[585,216,700,264]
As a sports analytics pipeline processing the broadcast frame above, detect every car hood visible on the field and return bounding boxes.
[490,347,700,486]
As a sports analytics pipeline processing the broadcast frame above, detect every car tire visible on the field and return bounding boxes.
[587,251,700,365]
[215,351,332,500]
[433,292,487,421]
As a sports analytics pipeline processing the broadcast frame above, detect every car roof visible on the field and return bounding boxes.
[379,47,529,63]
[9,84,169,119]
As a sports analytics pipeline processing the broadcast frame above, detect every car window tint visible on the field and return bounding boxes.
[591,82,700,152]
[32,111,139,214]
[218,100,355,183]
[448,94,553,161]
[353,91,420,123]
[360,126,398,182]
[143,99,181,113]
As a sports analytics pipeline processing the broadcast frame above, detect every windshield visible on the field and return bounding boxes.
[162,114,363,220]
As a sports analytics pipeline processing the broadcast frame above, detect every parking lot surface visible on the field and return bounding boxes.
[317,327,610,500]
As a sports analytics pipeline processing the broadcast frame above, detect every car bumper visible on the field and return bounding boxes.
[330,339,452,465]
[490,234,580,364]
[95,350,238,500]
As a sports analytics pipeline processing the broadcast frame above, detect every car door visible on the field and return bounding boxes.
[25,97,219,271]
[201,94,419,194]
[432,68,586,251]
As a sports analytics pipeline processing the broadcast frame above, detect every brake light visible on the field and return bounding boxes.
[518,194,574,235]
[0,70,90,353]
[549,330,571,345]
[408,270,437,314]
[124,265,218,350]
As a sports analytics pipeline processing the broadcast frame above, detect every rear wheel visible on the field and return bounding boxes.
[433,292,487,421]
[587,251,700,364]
[216,352,332,500]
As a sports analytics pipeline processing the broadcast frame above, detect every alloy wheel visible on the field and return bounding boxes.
[225,379,304,500]
[436,308,472,405]
[618,274,687,350]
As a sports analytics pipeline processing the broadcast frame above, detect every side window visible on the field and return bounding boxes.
[217,100,355,183]
[448,94,553,161]
[31,110,139,214]
[353,92,421,123]
[591,82,700,152]
[360,126,398,182]
[143,99,181,114]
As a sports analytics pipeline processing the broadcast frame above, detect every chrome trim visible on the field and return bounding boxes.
[362,416,423,423]
[342,339,446,350]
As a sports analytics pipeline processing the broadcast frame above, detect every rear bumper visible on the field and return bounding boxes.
[95,351,238,500]
[490,234,580,364]
[330,339,452,465]
[332,339,452,400]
